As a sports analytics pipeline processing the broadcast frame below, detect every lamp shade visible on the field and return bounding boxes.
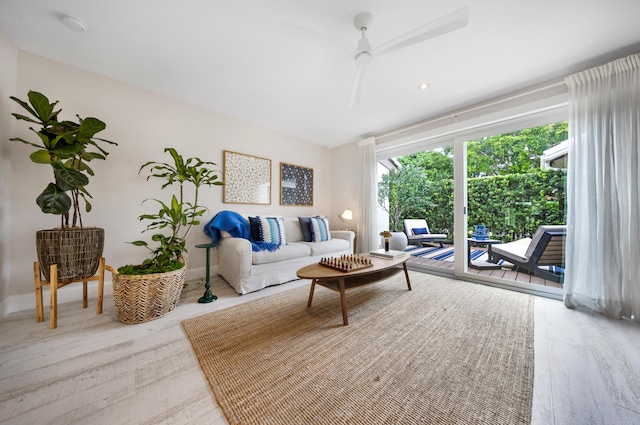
[340,209,353,221]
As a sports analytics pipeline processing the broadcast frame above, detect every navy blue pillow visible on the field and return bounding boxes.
[249,216,262,241]
[412,227,429,235]
[298,217,313,242]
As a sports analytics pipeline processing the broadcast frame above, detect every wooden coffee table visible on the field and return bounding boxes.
[296,253,411,325]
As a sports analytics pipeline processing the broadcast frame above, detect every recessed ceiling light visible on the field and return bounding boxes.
[418,82,430,90]
[61,15,88,33]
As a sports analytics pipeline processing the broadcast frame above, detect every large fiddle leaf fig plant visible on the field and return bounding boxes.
[10,90,117,227]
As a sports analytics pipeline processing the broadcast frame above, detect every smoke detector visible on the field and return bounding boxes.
[61,15,88,33]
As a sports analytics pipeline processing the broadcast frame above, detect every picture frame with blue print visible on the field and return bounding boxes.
[280,162,313,206]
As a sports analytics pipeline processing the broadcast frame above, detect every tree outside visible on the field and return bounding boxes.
[377,164,431,232]
[377,122,568,240]
[466,122,568,177]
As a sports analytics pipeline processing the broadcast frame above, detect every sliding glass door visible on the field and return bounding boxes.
[378,121,567,296]
[457,122,567,295]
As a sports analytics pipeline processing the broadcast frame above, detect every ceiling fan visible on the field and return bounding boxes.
[281,6,470,107]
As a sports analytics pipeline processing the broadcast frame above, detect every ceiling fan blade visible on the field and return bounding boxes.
[372,6,469,57]
[349,53,372,107]
[280,20,355,55]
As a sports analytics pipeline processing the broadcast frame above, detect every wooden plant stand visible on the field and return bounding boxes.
[34,258,105,329]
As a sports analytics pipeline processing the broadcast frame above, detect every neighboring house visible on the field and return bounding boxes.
[541,140,568,170]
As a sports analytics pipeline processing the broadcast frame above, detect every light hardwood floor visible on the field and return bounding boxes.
[1,273,639,425]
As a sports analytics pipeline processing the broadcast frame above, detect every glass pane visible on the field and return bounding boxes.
[377,145,455,270]
[465,121,567,289]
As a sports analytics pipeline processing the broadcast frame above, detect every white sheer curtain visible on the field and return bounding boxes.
[357,137,379,253]
[564,53,640,321]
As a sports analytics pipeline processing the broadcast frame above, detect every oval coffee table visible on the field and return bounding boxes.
[296,253,411,325]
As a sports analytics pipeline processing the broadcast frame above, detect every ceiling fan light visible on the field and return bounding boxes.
[61,15,88,33]
[355,51,372,67]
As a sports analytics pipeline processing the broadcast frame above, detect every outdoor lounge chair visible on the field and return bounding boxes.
[490,225,566,283]
[403,219,447,247]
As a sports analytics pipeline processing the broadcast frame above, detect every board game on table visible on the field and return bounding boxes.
[297,253,411,325]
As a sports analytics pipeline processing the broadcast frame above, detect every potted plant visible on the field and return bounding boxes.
[380,230,393,251]
[106,148,223,323]
[9,90,117,282]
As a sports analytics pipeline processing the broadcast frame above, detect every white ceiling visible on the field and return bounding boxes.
[2,0,640,148]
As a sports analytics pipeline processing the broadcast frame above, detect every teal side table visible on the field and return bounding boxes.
[195,243,219,303]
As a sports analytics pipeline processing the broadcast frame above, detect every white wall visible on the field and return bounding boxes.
[4,50,334,315]
[0,28,18,317]
[331,142,359,231]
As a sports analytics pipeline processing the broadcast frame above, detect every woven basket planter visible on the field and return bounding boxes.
[36,228,105,282]
[107,262,187,324]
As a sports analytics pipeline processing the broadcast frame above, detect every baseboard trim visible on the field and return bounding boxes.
[1,264,218,317]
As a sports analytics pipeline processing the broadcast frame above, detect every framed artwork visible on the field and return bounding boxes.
[223,151,271,204]
[280,162,313,206]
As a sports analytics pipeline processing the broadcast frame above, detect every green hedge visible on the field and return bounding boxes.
[401,169,566,242]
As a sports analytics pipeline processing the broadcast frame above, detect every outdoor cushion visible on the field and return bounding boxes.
[491,238,531,264]
[490,225,566,283]
[412,227,429,235]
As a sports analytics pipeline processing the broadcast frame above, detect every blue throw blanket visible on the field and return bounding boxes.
[204,210,279,252]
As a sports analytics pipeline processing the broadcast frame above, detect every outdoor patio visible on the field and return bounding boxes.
[405,245,564,289]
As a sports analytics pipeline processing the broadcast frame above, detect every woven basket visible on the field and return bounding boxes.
[36,228,105,282]
[107,261,186,324]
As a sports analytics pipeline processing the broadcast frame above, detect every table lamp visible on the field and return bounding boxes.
[339,208,353,230]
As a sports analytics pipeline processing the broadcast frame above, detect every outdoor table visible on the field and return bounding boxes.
[467,238,502,270]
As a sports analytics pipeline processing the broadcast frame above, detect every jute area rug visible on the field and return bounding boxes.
[182,272,534,425]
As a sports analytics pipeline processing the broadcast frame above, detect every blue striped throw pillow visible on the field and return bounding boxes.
[310,216,331,242]
[258,216,286,246]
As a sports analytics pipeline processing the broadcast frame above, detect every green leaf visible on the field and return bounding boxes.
[29,150,52,164]
[9,137,44,149]
[53,143,82,158]
[33,130,56,150]
[27,91,55,122]
[83,197,92,213]
[171,195,180,213]
[77,117,106,139]
[10,112,41,124]
[52,162,89,190]
[9,96,39,121]
[36,183,71,215]
[81,151,106,161]
[74,161,95,176]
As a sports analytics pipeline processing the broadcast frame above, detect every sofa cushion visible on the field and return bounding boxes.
[257,216,286,246]
[300,238,349,256]
[310,216,331,242]
[298,216,313,242]
[284,217,304,242]
[252,242,311,265]
[248,216,262,241]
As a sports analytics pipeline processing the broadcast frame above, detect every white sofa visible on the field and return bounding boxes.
[217,216,354,294]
